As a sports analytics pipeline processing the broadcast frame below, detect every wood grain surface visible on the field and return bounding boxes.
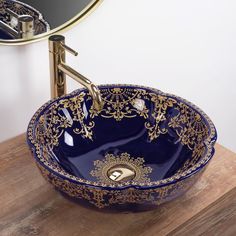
[0,134,236,236]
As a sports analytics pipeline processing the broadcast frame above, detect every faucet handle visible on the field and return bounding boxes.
[60,43,78,56]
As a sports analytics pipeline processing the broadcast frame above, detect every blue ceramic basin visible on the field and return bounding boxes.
[0,28,14,39]
[27,84,217,211]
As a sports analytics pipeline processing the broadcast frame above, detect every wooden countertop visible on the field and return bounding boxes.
[0,134,235,236]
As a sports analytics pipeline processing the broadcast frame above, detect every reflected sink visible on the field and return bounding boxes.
[27,84,217,211]
[0,0,50,40]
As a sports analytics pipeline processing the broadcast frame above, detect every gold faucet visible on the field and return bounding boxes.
[48,35,103,111]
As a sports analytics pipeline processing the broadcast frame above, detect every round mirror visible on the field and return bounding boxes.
[0,0,102,45]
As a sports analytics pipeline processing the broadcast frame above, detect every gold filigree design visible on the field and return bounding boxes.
[90,153,152,185]
[0,0,5,15]
[108,187,155,205]
[28,84,216,188]
[177,143,207,174]
[89,87,209,147]
[145,94,177,141]
[36,161,199,209]
[59,93,95,140]
[35,92,94,149]
[34,86,209,150]
[168,103,208,150]
[90,88,149,121]
[8,2,26,15]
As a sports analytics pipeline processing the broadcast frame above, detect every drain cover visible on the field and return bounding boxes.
[107,164,136,182]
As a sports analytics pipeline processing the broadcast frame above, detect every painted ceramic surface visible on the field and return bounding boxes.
[27,85,217,210]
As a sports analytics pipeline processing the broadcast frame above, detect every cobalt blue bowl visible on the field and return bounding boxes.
[27,84,217,211]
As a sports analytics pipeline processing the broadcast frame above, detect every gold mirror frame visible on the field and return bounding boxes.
[0,0,103,46]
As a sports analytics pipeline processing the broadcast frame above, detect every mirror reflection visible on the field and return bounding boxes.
[0,0,94,40]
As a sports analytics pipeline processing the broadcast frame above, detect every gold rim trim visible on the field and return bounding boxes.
[0,0,103,45]
[27,84,216,188]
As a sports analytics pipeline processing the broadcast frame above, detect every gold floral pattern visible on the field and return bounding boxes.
[0,0,5,15]
[90,87,149,121]
[177,143,206,174]
[89,87,209,147]
[145,93,177,141]
[36,162,199,209]
[28,84,216,189]
[35,92,95,149]
[34,86,209,151]
[168,103,208,150]
[90,153,152,185]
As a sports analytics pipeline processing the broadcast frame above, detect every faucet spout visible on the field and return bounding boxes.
[49,35,103,111]
[58,62,103,111]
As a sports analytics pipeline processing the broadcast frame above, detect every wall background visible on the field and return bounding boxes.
[0,0,236,152]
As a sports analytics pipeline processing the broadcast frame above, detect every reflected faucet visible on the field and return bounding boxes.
[48,35,103,111]
[0,9,34,39]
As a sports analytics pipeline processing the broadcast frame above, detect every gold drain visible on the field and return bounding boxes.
[90,153,153,185]
[107,164,136,182]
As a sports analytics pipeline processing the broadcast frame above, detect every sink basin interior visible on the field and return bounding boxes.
[0,28,14,39]
[52,117,194,183]
[33,85,211,185]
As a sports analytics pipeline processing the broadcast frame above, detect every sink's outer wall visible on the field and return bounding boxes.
[33,156,205,210]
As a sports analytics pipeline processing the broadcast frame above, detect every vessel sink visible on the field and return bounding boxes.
[27,84,217,211]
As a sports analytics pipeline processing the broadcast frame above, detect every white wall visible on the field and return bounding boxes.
[1,0,236,152]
